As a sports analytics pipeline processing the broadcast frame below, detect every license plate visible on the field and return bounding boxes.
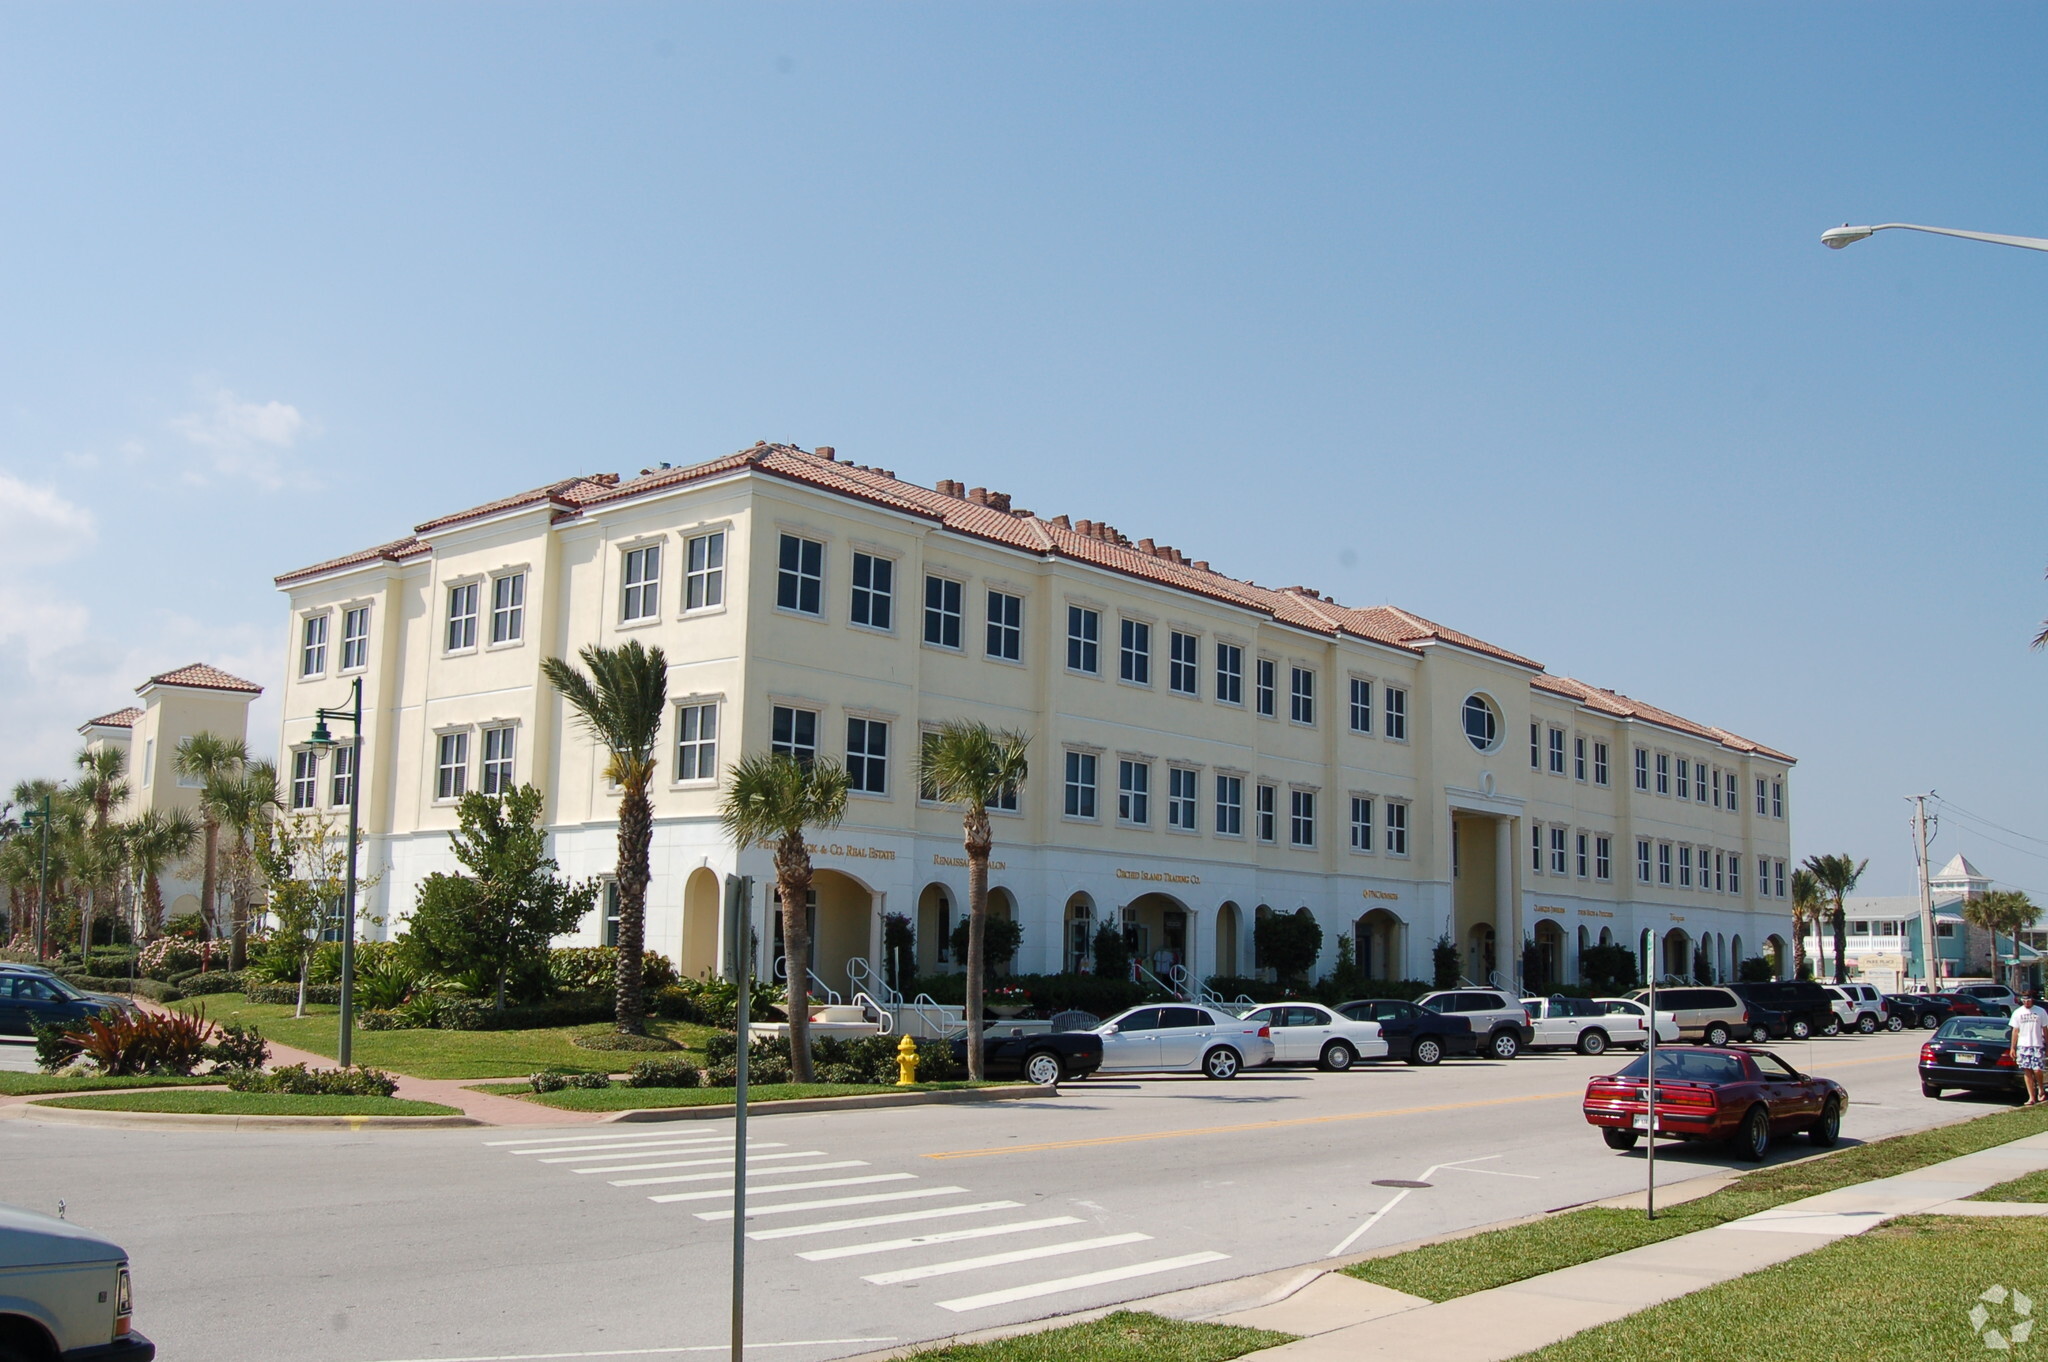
[1632,1113,1655,1130]
[1955,1052,1980,1065]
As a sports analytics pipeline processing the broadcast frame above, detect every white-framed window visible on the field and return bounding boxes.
[1166,767,1197,830]
[1256,783,1277,842]
[300,613,329,677]
[1289,789,1315,848]
[621,544,661,622]
[1255,658,1276,716]
[1168,631,1199,696]
[851,553,895,631]
[1722,852,1734,894]
[846,717,888,795]
[1215,774,1243,836]
[986,591,1022,661]
[1595,835,1612,881]
[1709,767,1722,808]
[1067,606,1100,674]
[1771,861,1783,897]
[1574,736,1587,781]
[1384,800,1409,855]
[290,749,319,810]
[1694,763,1709,803]
[1290,667,1315,725]
[481,725,516,794]
[1120,619,1151,685]
[1772,781,1784,818]
[1675,757,1691,801]
[436,731,470,801]
[1350,678,1373,734]
[1350,796,1373,852]
[1759,856,1771,896]
[1638,839,1653,883]
[488,573,524,644]
[1548,727,1566,775]
[1215,643,1243,705]
[1724,771,1738,811]
[330,744,356,808]
[1655,752,1671,795]
[1117,759,1150,824]
[987,778,1020,813]
[1384,686,1408,740]
[340,605,371,671]
[925,575,967,647]
[446,581,480,651]
[776,534,823,616]
[1756,777,1769,816]
[675,702,717,781]
[770,705,817,763]
[1593,741,1609,786]
[685,531,725,611]
[1064,750,1098,819]
[1634,747,1650,791]
[1657,842,1672,885]
[1678,845,1693,888]
[1576,831,1589,878]
[1529,722,1541,769]
[1547,826,1565,873]
[1531,822,1544,872]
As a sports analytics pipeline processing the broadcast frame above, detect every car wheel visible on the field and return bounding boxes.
[1822,1017,1841,1037]
[1578,1029,1609,1057]
[1410,1036,1444,1066]
[1749,1025,1770,1044]
[1922,1014,1941,1030]
[1809,1097,1842,1147]
[1733,1104,1772,1162]
[1489,1030,1521,1060]
[1887,1015,1906,1033]
[1319,1041,1356,1072]
[1602,1128,1640,1151]
[1922,1082,1944,1099]
[1703,1024,1731,1048]
[1858,1015,1879,1035]
[1203,1046,1242,1080]
[1790,1018,1812,1040]
[1023,1051,1064,1086]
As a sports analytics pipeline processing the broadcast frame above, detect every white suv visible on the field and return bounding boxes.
[1826,983,1893,1034]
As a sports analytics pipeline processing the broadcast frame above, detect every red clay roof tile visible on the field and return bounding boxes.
[141,664,264,695]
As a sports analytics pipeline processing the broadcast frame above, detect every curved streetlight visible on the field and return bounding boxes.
[304,679,363,1065]
[1822,222,2048,253]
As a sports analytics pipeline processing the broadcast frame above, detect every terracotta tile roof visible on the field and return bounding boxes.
[1533,674,1794,763]
[274,536,427,586]
[82,707,143,729]
[413,474,622,534]
[141,663,264,695]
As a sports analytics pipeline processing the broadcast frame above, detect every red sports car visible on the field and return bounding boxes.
[1582,1045,1848,1162]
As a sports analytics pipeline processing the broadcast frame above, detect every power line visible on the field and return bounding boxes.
[1931,796,2048,850]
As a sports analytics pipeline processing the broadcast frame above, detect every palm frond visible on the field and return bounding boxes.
[918,721,1032,809]
[720,753,850,850]
[542,640,669,769]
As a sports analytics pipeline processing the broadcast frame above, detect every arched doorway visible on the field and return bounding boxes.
[774,869,873,1001]
[1730,934,1745,977]
[1065,894,1095,973]
[1531,919,1566,991]
[1356,909,1403,982]
[1662,929,1693,982]
[1467,923,1497,983]
[1765,933,1788,979]
[987,887,1019,977]
[681,868,721,979]
[1123,892,1190,980]
[1253,905,1274,980]
[916,883,954,976]
[1598,925,1614,949]
[1215,901,1242,978]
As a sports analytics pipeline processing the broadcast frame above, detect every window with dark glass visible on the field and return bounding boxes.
[986,591,1022,661]
[850,553,894,630]
[776,534,823,615]
[923,574,963,646]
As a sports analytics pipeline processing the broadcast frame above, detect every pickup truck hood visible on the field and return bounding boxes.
[0,1203,125,1269]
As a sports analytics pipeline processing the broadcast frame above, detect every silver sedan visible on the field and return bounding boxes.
[1236,1002,1388,1071]
[1093,1004,1278,1079]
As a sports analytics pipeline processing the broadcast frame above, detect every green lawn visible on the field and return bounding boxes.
[1349,1100,2048,1303]
[0,1072,218,1096]
[1510,1216,2047,1361]
[1969,1166,2048,1202]
[470,1080,989,1111]
[33,1091,461,1116]
[166,998,717,1079]
[903,1312,1292,1362]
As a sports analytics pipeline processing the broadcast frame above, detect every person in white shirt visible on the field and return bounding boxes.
[2008,990,2048,1106]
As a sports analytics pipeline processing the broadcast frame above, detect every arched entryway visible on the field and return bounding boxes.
[773,869,874,1001]
[1730,934,1745,976]
[1065,894,1095,973]
[1123,891,1191,980]
[1253,905,1274,980]
[1662,929,1693,982]
[1765,933,1788,979]
[1467,923,1497,984]
[681,868,721,979]
[1356,908,1403,982]
[1530,919,1567,991]
[987,887,1018,977]
[916,883,955,976]
[1215,901,1242,978]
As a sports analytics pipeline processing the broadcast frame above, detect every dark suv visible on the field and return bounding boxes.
[0,968,126,1036]
[1727,981,1839,1040]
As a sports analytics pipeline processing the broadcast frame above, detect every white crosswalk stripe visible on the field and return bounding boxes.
[746,1202,1025,1241]
[611,1160,867,1188]
[517,1137,735,1158]
[797,1216,1084,1260]
[573,1149,823,1175]
[862,1233,1153,1284]
[490,1130,731,1148]
[936,1252,1233,1312]
[543,1142,781,1166]
[651,1172,915,1205]
[694,1186,972,1220]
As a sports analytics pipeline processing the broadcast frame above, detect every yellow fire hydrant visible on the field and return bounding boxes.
[895,1033,920,1087]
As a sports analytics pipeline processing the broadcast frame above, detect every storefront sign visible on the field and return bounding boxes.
[1668,913,1685,923]
[804,843,898,861]
[932,855,1006,870]
[1574,907,1615,918]
[1116,868,1203,885]
[1362,889,1401,901]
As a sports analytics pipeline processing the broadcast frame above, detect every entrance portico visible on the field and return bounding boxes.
[1448,782,1523,989]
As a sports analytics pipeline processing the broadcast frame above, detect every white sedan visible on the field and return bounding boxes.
[1593,997,1681,1046]
[1093,1004,1278,1079]
[1236,1002,1388,1071]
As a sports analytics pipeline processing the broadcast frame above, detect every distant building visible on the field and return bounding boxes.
[1839,854,2039,990]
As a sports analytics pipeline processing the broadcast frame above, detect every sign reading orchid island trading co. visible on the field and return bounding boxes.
[933,854,1006,870]
[1115,867,1203,885]
[803,842,898,861]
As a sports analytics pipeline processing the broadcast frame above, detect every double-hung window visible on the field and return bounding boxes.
[300,614,328,677]
[340,606,370,670]
[446,582,479,651]
[1716,850,1727,892]
[1120,619,1151,684]
[1575,831,1589,878]
[621,545,661,622]
[1166,767,1197,830]
[1067,606,1099,674]
[1530,723,1541,768]
[1215,775,1243,835]
[1255,784,1277,842]
[1532,823,1545,872]
[1729,855,1739,894]
[436,731,469,800]
[1548,728,1566,775]
[1384,801,1409,855]
[1383,686,1408,740]
[1255,659,1276,716]
[1678,845,1693,888]
[1637,839,1653,883]
[1289,790,1315,848]
[770,706,818,764]
[330,744,356,808]
[1215,643,1243,705]
[290,750,319,810]
[1168,632,1198,696]
[1756,777,1769,815]
[1772,781,1784,818]
[1350,796,1373,852]
[481,726,516,794]
[675,702,717,781]
[1724,771,1738,810]
[846,717,888,794]
[1774,860,1787,898]
[1574,736,1587,781]
[923,575,964,646]
[685,531,725,610]
[1117,760,1150,824]
[776,534,823,616]
[489,574,524,644]
[1544,825,1562,874]
[1064,751,1098,819]
[986,591,1022,661]
[1675,758,1691,801]
[1657,842,1672,885]
[1290,668,1315,725]
[1593,741,1609,786]
[851,554,895,630]
[1634,747,1650,791]
[1655,753,1671,795]
[1759,856,1772,896]
[1595,835,1612,881]
[1349,678,1371,733]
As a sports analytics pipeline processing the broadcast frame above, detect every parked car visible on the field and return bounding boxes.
[1593,997,1681,1045]
[0,1201,153,1360]
[1626,986,1756,1047]
[1335,998,1480,1066]
[1919,1016,2028,1102]
[1582,1045,1847,1162]
[1825,983,1891,1034]
[1522,995,1627,1055]
[1728,981,1841,1039]
[1885,993,1954,1030]
[0,965,139,1023]
[950,1027,1104,1085]
[1416,989,1536,1060]
[1092,1005,1275,1079]
[1955,983,2020,1011]
[1931,991,2008,1019]
[1235,1002,1387,1071]
[0,969,131,1038]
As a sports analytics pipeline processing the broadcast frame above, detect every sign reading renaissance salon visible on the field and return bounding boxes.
[933,855,1007,870]
[1115,867,1203,886]
[804,842,898,861]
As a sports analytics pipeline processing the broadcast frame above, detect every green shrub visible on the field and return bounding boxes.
[55,974,183,1003]
[1091,923,1131,982]
[527,1069,611,1093]
[206,1022,269,1073]
[174,969,246,997]
[228,1064,400,1097]
[33,1021,81,1071]
[353,953,424,1010]
[60,1009,216,1076]
[626,1057,701,1088]
[548,947,678,994]
[950,916,1024,974]
[357,1008,410,1031]
[572,1030,679,1052]
[246,982,342,1006]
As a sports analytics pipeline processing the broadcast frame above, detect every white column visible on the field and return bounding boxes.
[1494,817,1514,987]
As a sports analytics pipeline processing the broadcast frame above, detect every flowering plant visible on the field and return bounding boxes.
[987,985,1030,1005]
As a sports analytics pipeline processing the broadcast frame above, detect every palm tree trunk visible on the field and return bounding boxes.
[777,833,814,1084]
[1791,907,1808,978]
[80,885,94,960]
[231,887,249,971]
[964,816,991,1082]
[1832,904,1847,984]
[200,819,219,939]
[143,873,164,937]
[614,783,652,1035]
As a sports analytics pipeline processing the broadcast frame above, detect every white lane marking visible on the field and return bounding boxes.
[517,1138,736,1158]
[936,1252,1230,1312]
[1328,1154,1514,1256]
[746,1201,1024,1240]
[612,1161,867,1188]
[798,1217,1084,1261]
[487,1130,734,1148]
[360,1338,895,1360]
[650,1173,913,1204]
[696,1187,970,1221]
[574,1150,823,1175]
[864,1233,1152,1285]
[542,1143,781,1166]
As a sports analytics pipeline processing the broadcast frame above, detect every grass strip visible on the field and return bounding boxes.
[903,1311,1293,1362]
[33,1091,461,1116]
[470,1080,994,1111]
[1508,1215,2048,1361]
[1347,1099,2048,1302]
[0,1072,217,1095]
[1968,1166,2048,1202]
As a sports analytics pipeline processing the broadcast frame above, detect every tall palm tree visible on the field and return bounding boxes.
[1790,867,1822,980]
[70,746,130,957]
[917,721,1031,1081]
[1802,853,1867,985]
[720,752,849,1083]
[541,640,668,1036]
[125,808,200,936]
[1963,889,2041,991]
[175,733,248,940]
[4,778,61,947]
[211,761,280,968]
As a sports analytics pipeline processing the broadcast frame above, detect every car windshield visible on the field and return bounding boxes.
[1612,1051,1747,1084]
[1937,1018,2010,1043]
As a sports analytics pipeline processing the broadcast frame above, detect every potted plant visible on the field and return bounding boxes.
[987,985,1031,1019]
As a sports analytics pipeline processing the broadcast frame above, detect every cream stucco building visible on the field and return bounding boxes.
[273,443,1796,997]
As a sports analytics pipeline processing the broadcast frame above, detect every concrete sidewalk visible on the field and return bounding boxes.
[1212,1132,2048,1362]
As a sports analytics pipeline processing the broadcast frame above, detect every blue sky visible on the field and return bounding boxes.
[2,4,2043,899]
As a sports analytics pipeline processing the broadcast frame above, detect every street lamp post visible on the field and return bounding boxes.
[22,795,53,961]
[1822,222,2048,254]
[305,678,364,1067]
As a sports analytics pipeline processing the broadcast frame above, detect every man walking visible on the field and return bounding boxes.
[2009,990,2048,1106]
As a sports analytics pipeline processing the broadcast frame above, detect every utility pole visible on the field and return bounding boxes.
[1910,793,1936,991]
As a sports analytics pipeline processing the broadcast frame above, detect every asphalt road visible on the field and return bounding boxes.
[0,1028,1989,1362]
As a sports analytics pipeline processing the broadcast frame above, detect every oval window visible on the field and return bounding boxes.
[1463,694,1499,751]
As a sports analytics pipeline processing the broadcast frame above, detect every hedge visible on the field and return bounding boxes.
[56,973,184,1003]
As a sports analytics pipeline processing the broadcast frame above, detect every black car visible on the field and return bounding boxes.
[1337,998,1480,1066]
[1920,1016,2026,1101]
[1886,994,1956,1030]
[1727,981,1839,1039]
[950,1026,1103,1084]
[0,968,126,1036]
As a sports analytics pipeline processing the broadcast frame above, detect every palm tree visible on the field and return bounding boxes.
[211,761,280,968]
[1963,889,2041,991]
[541,640,668,1035]
[719,752,850,1083]
[1790,867,1821,980]
[125,808,200,936]
[175,733,248,939]
[4,778,61,947]
[1802,853,1867,985]
[917,721,1031,1081]
[70,746,130,957]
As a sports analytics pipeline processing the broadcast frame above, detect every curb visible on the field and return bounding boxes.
[7,1103,483,1131]
[600,1082,1049,1123]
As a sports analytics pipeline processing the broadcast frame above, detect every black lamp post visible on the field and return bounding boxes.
[305,678,364,1066]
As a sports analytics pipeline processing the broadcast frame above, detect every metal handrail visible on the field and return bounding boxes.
[1135,962,1184,1000]
[769,955,843,1007]
[848,991,897,1035]
[846,957,900,1006]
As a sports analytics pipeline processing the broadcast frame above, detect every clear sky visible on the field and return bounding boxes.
[2,4,2043,900]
